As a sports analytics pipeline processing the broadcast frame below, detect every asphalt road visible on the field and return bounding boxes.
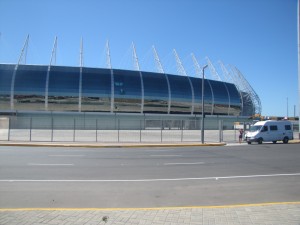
[0,144,300,208]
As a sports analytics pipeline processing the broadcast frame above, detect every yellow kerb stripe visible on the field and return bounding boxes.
[1,202,300,212]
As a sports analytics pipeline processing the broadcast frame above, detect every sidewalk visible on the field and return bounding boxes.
[1,139,299,148]
[1,202,300,225]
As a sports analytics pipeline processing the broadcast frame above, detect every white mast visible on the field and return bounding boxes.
[79,37,83,112]
[45,36,58,110]
[18,34,30,65]
[132,42,144,113]
[79,37,84,67]
[206,57,222,81]
[173,49,187,76]
[152,45,165,74]
[173,49,195,114]
[132,42,140,71]
[10,35,29,110]
[152,46,171,113]
[106,40,112,69]
[49,37,57,66]
[218,61,233,83]
[207,57,231,115]
[219,60,244,115]
[191,53,203,78]
[106,40,114,113]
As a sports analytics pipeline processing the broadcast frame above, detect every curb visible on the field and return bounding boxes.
[0,142,226,148]
[1,201,300,212]
[1,140,299,148]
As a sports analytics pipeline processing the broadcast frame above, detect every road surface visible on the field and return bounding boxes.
[0,144,299,208]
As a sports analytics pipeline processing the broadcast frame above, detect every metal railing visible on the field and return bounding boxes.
[0,117,298,143]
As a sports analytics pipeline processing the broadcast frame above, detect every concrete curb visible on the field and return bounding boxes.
[0,140,299,148]
[0,141,226,148]
[1,202,300,225]
[1,201,300,211]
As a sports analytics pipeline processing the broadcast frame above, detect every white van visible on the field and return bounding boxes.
[244,120,293,144]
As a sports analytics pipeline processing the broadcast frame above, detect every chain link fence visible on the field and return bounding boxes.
[0,117,298,143]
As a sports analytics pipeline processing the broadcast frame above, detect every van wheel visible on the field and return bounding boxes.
[258,138,263,144]
[272,141,277,144]
[283,137,289,144]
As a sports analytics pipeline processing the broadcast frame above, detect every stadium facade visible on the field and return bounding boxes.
[0,38,262,132]
[0,64,244,116]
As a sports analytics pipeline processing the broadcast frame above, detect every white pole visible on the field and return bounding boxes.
[298,0,300,137]
[201,65,208,144]
[10,35,29,110]
[79,38,83,112]
[45,36,58,111]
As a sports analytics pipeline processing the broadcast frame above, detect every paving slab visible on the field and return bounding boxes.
[1,203,300,225]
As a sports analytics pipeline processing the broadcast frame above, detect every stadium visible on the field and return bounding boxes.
[0,64,252,115]
[0,37,261,141]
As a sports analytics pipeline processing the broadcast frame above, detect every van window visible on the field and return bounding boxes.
[270,125,278,131]
[285,125,291,130]
[262,126,268,132]
[250,125,262,132]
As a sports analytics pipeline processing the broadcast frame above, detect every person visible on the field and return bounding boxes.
[239,129,244,144]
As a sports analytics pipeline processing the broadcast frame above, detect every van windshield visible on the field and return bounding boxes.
[250,125,262,132]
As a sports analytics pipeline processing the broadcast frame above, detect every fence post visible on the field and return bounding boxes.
[73,118,76,142]
[201,118,203,142]
[29,117,32,142]
[118,119,120,142]
[219,120,223,143]
[96,119,98,142]
[161,120,163,142]
[8,117,11,141]
[51,117,54,142]
[181,120,183,142]
[139,119,142,143]
[234,125,237,142]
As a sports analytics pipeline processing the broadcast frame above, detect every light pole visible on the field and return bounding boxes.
[201,65,208,144]
[298,0,300,138]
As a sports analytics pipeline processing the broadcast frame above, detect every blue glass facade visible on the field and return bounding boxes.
[0,64,14,109]
[48,66,79,111]
[190,77,213,114]
[82,67,111,112]
[142,71,169,113]
[168,74,192,114]
[113,69,142,113]
[14,65,47,110]
[0,64,244,116]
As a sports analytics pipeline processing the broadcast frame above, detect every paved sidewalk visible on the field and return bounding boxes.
[1,203,300,225]
[0,139,299,148]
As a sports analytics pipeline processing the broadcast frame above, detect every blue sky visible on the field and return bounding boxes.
[0,0,298,117]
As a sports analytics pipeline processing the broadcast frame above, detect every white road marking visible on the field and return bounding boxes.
[48,155,85,157]
[1,173,300,182]
[27,163,74,166]
[164,162,205,166]
[150,155,182,157]
[143,149,177,151]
